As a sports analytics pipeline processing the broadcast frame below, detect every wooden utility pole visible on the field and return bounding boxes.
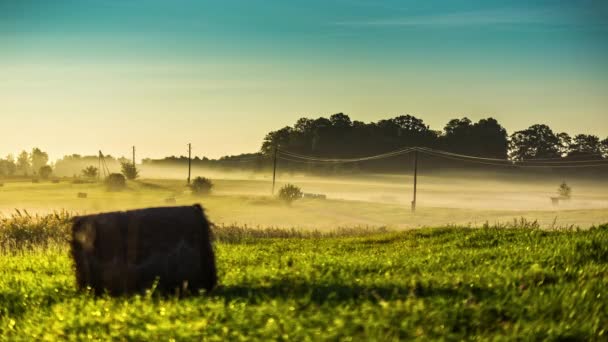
[132,146,136,167]
[272,146,278,195]
[411,149,418,212]
[187,143,192,185]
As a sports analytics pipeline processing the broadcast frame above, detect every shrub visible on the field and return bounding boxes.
[558,181,572,199]
[39,165,53,179]
[105,173,126,191]
[121,162,139,180]
[190,177,213,195]
[278,184,303,205]
[82,166,99,179]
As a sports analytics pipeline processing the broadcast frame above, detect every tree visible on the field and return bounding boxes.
[16,151,31,176]
[82,166,99,179]
[509,124,560,161]
[601,137,608,158]
[330,113,352,128]
[261,126,293,155]
[441,117,508,158]
[38,165,53,179]
[120,161,139,180]
[30,148,49,174]
[556,132,572,157]
[568,134,602,158]
[278,184,303,205]
[190,176,213,195]
[558,182,572,199]
[0,155,17,177]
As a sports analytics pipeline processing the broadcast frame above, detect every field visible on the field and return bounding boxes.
[1,172,608,229]
[1,174,607,340]
[1,214,607,340]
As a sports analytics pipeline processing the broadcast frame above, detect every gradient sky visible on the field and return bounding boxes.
[1,0,607,160]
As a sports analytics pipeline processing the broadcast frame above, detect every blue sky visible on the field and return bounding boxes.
[1,0,607,159]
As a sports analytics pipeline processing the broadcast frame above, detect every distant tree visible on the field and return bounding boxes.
[278,184,303,205]
[0,155,17,177]
[558,182,572,199]
[190,176,213,195]
[82,166,99,179]
[556,132,572,157]
[30,148,49,175]
[120,161,139,180]
[509,124,560,161]
[39,165,53,179]
[105,173,126,191]
[330,113,353,128]
[601,137,608,158]
[261,126,293,155]
[16,151,31,176]
[568,134,602,158]
[441,117,508,158]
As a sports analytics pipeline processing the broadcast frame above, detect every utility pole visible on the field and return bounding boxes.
[272,146,278,195]
[132,146,136,167]
[98,151,101,181]
[411,148,418,212]
[187,143,192,185]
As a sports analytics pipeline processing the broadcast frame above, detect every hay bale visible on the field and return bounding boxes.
[52,179,60,184]
[71,204,217,296]
[77,192,88,199]
[165,197,177,204]
[303,193,327,200]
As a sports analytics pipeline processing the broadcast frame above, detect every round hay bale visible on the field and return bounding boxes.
[77,192,88,199]
[71,204,217,296]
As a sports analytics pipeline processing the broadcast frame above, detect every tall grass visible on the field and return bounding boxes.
[0,210,72,250]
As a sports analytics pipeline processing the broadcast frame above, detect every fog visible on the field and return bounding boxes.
[1,165,607,229]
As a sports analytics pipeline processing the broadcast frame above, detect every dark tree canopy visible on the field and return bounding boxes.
[508,124,561,161]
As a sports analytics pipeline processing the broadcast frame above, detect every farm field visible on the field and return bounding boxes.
[0,215,606,340]
[1,175,607,229]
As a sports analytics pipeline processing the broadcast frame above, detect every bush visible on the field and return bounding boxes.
[82,166,98,179]
[39,165,53,179]
[278,184,303,205]
[121,162,139,180]
[190,177,213,195]
[558,181,572,199]
[105,173,126,191]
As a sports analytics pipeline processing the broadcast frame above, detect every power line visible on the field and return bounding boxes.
[280,147,416,163]
[277,146,608,168]
[417,148,608,168]
[418,147,608,165]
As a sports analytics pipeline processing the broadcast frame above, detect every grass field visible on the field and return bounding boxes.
[1,176,608,229]
[1,214,607,340]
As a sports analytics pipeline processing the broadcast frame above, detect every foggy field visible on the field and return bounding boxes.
[1,220,606,340]
[0,171,607,229]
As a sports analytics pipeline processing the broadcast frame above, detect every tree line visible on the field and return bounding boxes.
[0,148,52,178]
[3,113,607,178]
[261,113,608,161]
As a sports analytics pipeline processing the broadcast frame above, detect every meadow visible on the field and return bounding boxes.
[0,213,606,340]
[1,173,607,229]
[1,175,607,340]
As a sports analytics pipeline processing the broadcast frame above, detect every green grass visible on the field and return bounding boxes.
[1,215,607,340]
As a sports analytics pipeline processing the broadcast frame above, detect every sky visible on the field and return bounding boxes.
[1,0,607,161]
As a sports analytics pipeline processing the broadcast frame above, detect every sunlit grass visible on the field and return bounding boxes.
[1,215,607,340]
